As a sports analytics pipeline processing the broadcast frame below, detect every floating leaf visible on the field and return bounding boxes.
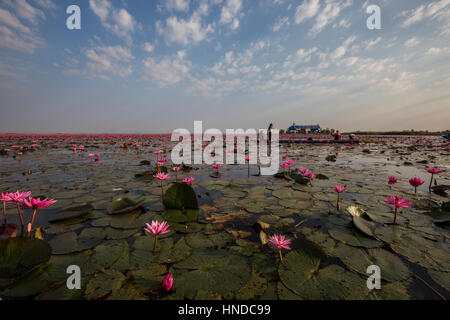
[84,269,126,300]
[163,183,198,210]
[172,249,251,299]
[107,197,144,215]
[0,238,51,281]
[278,239,327,296]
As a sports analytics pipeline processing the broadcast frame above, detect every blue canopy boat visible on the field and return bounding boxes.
[443,134,450,140]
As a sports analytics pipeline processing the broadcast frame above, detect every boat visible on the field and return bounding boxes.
[443,134,450,140]
[279,139,359,144]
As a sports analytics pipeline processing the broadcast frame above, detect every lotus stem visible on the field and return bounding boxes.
[153,235,158,255]
[2,201,6,224]
[16,203,24,227]
[30,209,38,227]
[393,206,397,225]
[429,174,434,192]
[279,249,283,262]
[247,162,250,178]
[337,194,341,211]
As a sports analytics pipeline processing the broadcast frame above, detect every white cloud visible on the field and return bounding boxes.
[330,35,356,60]
[309,0,352,36]
[401,0,450,27]
[294,0,320,24]
[0,5,44,54]
[143,51,191,87]
[220,0,243,30]
[89,0,139,42]
[404,37,420,48]
[364,37,382,50]
[85,45,134,78]
[142,42,154,53]
[5,0,45,25]
[165,0,190,12]
[156,13,214,46]
[273,16,290,32]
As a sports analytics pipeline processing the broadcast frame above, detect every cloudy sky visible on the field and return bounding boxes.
[0,0,449,133]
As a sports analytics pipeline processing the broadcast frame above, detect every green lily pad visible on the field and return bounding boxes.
[288,264,367,300]
[235,269,267,300]
[162,209,199,223]
[128,263,167,293]
[172,249,251,299]
[163,183,198,210]
[427,270,450,291]
[84,269,126,300]
[278,239,327,296]
[333,243,411,282]
[49,228,105,255]
[84,240,130,275]
[328,224,382,248]
[0,238,51,281]
[49,203,94,223]
[107,197,144,215]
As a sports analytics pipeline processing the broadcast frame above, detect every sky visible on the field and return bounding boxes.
[0,0,449,134]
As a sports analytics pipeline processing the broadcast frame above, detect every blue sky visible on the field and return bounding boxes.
[0,0,449,133]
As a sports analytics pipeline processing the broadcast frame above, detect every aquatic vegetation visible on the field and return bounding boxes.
[334,186,346,211]
[154,172,170,199]
[20,197,57,235]
[409,177,425,194]
[182,177,195,185]
[269,234,291,261]
[388,176,398,185]
[0,133,448,300]
[144,221,171,255]
[162,273,173,292]
[426,167,443,192]
[172,166,180,182]
[384,195,411,225]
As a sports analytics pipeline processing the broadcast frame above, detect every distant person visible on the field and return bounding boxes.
[268,123,273,143]
[334,130,342,141]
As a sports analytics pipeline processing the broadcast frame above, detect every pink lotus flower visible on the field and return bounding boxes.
[20,197,57,235]
[426,167,443,174]
[144,220,171,236]
[299,168,309,175]
[334,186,346,210]
[334,186,346,193]
[172,166,180,182]
[212,163,222,170]
[20,197,57,210]
[384,195,411,225]
[388,176,398,185]
[426,167,443,191]
[269,234,291,261]
[182,177,195,185]
[154,173,170,180]
[162,273,173,292]
[145,220,171,255]
[409,177,424,194]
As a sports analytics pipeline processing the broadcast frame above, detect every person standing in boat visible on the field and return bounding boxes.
[268,123,273,143]
[334,130,342,141]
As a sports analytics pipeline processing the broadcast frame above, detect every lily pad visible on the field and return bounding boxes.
[107,197,144,215]
[172,249,251,299]
[278,239,327,296]
[84,269,126,300]
[163,183,198,210]
[49,228,105,255]
[0,238,51,282]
